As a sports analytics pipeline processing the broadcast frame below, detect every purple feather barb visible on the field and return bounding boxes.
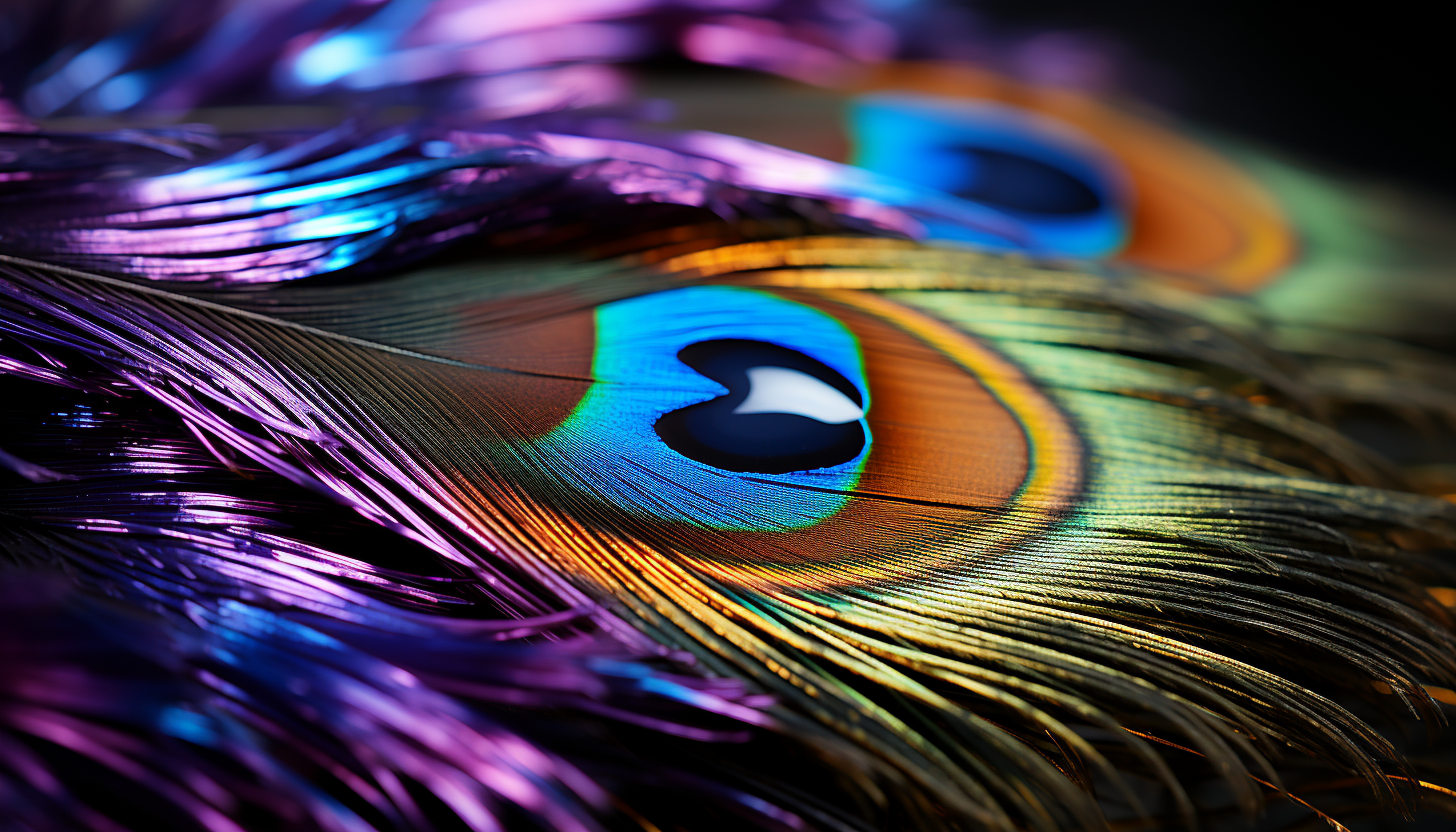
[0,324,792,832]
[0,117,1038,283]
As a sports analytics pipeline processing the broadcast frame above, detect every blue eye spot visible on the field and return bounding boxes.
[655,339,868,474]
[528,286,870,532]
[849,94,1128,257]
[952,146,1103,216]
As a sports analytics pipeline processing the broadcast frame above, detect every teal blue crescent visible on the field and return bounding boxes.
[534,286,871,532]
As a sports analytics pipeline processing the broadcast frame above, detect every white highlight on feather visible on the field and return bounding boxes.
[732,366,864,424]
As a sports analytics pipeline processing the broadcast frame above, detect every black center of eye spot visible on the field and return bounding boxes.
[654,339,867,474]
[952,146,1103,216]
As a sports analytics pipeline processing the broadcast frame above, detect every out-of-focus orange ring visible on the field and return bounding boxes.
[849,63,1296,293]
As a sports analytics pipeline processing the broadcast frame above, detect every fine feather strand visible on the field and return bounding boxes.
[3,243,1456,830]
[0,365,845,832]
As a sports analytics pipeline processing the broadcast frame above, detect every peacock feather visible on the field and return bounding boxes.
[4,3,1456,831]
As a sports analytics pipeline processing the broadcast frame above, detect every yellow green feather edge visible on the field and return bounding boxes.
[4,237,1456,831]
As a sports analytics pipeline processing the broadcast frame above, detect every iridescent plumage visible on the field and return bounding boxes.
[4,3,1456,832]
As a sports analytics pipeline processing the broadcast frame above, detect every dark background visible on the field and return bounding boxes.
[970,2,1456,201]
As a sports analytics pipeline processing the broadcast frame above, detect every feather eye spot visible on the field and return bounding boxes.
[655,339,868,474]
[951,146,1104,216]
[849,94,1128,255]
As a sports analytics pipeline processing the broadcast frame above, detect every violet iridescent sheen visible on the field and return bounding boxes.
[0,328,779,831]
[7,0,896,118]
[0,117,1035,283]
[3,0,1138,121]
